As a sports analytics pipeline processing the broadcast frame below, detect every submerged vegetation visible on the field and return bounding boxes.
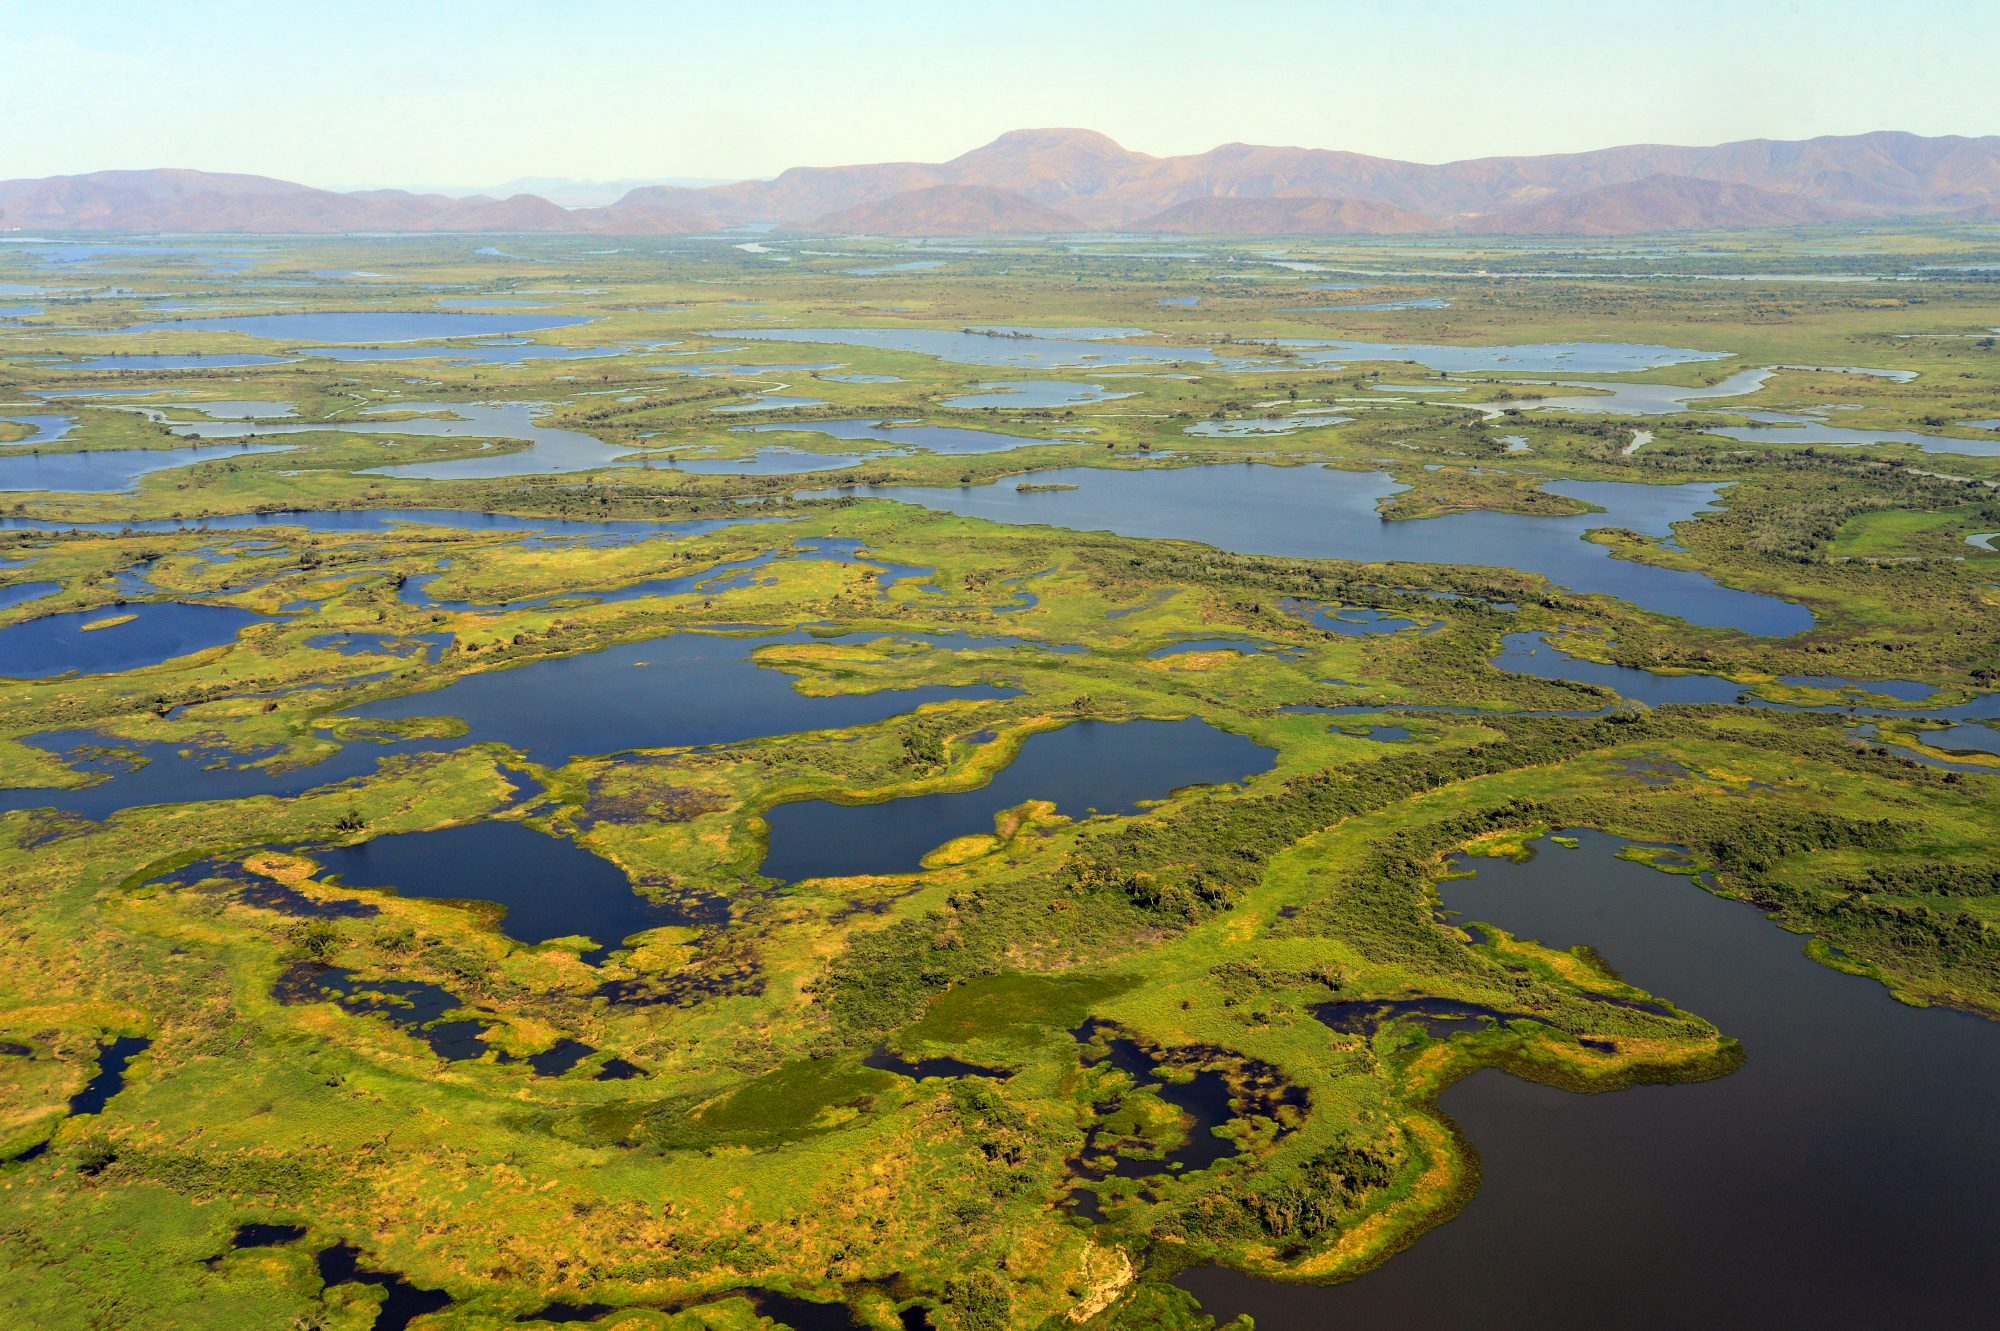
[1,225,1997,1328]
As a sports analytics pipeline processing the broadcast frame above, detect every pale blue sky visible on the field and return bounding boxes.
[4,0,1995,188]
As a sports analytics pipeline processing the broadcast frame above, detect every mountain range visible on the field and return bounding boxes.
[5,128,1999,237]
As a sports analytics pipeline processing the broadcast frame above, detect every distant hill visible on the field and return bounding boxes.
[6,128,2000,235]
[1471,173,1845,234]
[1134,194,1440,235]
[813,184,1084,235]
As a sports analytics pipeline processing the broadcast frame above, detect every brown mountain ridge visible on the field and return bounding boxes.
[4,128,1998,236]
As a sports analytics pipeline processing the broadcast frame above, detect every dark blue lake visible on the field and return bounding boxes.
[0,442,292,493]
[308,820,680,960]
[1179,830,2000,1327]
[0,728,455,819]
[759,718,1272,881]
[0,602,272,677]
[346,631,1017,764]
[813,464,1811,634]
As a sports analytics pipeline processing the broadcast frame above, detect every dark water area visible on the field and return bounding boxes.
[68,1035,151,1116]
[1178,830,2000,1328]
[1494,633,1999,720]
[1146,636,1296,658]
[0,580,59,612]
[0,728,456,819]
[1281,598,1428,636]
[229,1222,307,1250]
[1315,996,1524,1040]
[759,719,1272,881]
[274,963,489,1060]
[315,1241,453,1331]
[307,820,682,959]
[1493,632,1745,704]
[346,630,1018,765]
[814,464,1809,634]
[862,1046,1010,1080]
[1072,1019,1246,1184]
[0,601,272,677]
[0,441,293,492]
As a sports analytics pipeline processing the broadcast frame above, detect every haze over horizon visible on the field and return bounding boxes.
[4,0,1996,190]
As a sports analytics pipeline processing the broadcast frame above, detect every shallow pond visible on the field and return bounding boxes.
[940,381,1136,409]
[0,727,460,819]
[346,631,1018,764]
[0,581,58,612]
[0,440,293,493]
[1179,829,2000,1326]
[0,414,76,446]
[1283,338,1728,374]
[0,601,273,677]
[1515,366,1774,415]
[1705,421,2000,457]
[308,820,684,960]
[759,718,1272,881]
[1493,633,1995,716]
[811,464,1810,634]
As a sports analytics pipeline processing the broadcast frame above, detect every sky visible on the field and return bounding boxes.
[4,0,1997,189]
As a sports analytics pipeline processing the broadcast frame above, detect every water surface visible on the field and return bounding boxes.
[813,464,1811,634]
[760,719,1271,880]
[1181,831,2000,1327]
[0,601,271,676]
[346,631,1017,764]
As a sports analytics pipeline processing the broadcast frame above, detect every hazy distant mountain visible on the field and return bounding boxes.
[421,176,745,207]
[1135,194,1441,235]
[1469,173,1845,235]
[814,184,1084,235]
[5,129,2000,236]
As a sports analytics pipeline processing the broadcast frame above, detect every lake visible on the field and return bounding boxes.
[1179,830,2000,1327]
[0,440,294,493]
[308,820,684,961]
[759,718,1273,880]
[346,630,1018,764]
[940,381,1137,409]
[0,601,273,677]
[809,464,1812,634]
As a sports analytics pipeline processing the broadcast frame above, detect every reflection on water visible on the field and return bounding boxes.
[1180,830,2000,1328]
